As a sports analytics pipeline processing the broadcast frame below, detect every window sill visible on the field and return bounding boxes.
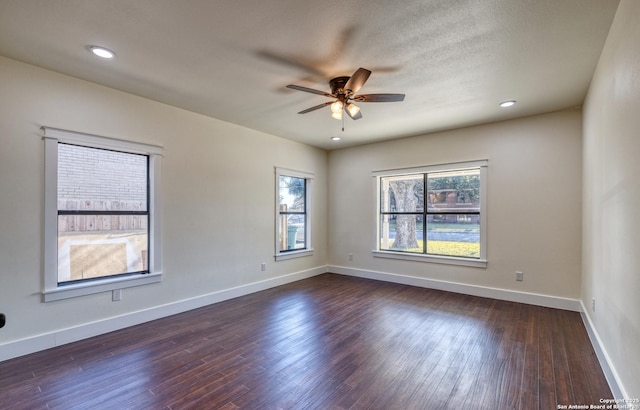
[42,272,163,302]
[372,250,487,268]
[275,249,314,261]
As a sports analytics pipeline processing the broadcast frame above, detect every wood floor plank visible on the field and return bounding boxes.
[538,307,558,410]
[0,274,613,409]
[551,309,577,406]
[518,342,540,409]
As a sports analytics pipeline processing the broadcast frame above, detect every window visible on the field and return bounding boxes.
[374,160,487,267]
[275,167,313,260]
[43,127,163,301]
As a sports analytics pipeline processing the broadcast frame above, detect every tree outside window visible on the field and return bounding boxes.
[378,164,485,261]
[278,175,306,251]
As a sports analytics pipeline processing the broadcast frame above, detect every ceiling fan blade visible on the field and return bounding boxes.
[298,101,332,114]
[354,93,405,102]
[286,84,334,98]
[257,50,327,77]
[344,68,371,95]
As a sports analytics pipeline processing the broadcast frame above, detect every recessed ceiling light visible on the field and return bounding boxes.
[331,136,341,141]
[499,100,516,108]
[89,46,116,59]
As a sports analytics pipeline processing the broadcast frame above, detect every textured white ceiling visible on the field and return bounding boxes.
[0,0,619,149]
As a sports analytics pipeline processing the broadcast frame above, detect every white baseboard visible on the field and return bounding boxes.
[329,265,582,311]
[580,302,626,401]
[0,265,328,362]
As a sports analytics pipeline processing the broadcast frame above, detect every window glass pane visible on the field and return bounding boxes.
[380,214,423,252]
[58,144,148,211]
[427,169,479,212]
[279,176,305,212]
[58,217,148,283]
[380,174,424,212]
[57,143,149,284]
[277,172,311,255]
[426,214,480,258]
[278,214,306,251]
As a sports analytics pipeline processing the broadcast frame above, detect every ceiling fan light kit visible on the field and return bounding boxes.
[287,67,405,122]
[346,102,360,117]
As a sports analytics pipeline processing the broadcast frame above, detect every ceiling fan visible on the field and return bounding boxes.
[287,67,405,121]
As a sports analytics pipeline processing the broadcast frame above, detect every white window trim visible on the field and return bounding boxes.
[42,127,164,302]
[372,160,488,268]
[274,167,314,261]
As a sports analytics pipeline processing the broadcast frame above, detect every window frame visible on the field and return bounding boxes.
[43,127,163,302]
[274,167,313,261]
[372,160,488,268]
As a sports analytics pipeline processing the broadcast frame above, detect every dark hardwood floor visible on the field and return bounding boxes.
[0,274,612,409]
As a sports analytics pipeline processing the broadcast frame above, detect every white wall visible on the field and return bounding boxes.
[582,0,640,399]
[328,110,583,304]
[0,56,328,355]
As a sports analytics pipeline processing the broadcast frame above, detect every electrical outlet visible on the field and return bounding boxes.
[261,263,266,271]
[592,298,596,312]
[515,271,524,281]
[348,253,353,261]
[112,289,122,302]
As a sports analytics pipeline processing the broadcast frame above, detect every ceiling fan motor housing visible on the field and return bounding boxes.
[329,76,351,95]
